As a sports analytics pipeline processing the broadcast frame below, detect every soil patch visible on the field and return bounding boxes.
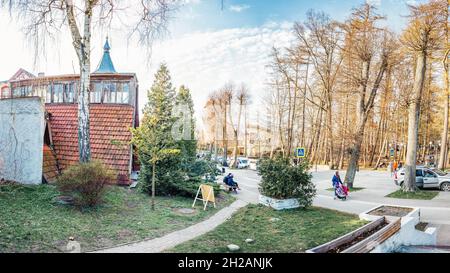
[173,208,198,216]
[117,229,134,239]
[415,222,428,232]
[368,206,413,217]
[55,195,74,205]
[327,221,389,253]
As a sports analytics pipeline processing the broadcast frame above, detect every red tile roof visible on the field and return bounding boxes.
[45,104,135,184]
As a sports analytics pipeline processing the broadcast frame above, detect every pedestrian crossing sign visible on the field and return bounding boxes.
[296,147,306,158]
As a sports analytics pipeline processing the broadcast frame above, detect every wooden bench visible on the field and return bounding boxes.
[221,183,237,192]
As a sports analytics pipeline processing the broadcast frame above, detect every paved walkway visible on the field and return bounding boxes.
[92,199,248,253]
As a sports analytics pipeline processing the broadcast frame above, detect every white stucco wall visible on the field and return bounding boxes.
[0,97,45,184]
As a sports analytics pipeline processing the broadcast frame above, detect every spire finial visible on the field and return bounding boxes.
[104,36,111,51]
[94,36,116,73]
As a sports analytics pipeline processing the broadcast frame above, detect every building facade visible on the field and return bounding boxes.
[0,39,139,184]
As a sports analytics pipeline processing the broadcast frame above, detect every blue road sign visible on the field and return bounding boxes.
[390,148,395,158]
[296,147,306,158]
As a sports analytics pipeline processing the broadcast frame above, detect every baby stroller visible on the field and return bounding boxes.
[334,184,349,201]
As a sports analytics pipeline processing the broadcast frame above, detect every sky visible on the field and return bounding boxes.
[0,0,426,130]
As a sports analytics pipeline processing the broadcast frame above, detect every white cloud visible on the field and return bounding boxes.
[229,4,251,13]
[143,21,294,129]
[404,0,418,6]
[182,0,202,4]
[0,8,294,131]
[367,0,381,6]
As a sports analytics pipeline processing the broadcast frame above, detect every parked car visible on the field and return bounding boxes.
[216,156,231,167]
[236,157,250,169]
[394,166,450,191]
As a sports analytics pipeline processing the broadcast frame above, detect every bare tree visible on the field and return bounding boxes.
[400,0,446,191]
[1,0,175,163]
[438,0,449,170]
[208,84,235,166]
[341,3,397,188]
[294,10,344,168]
[229,84,250,168]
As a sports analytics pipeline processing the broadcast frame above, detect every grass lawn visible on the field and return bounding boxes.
[167,204,367,253]
[326,187,365,192]
[0,183,233,253]
[386,189,439,200]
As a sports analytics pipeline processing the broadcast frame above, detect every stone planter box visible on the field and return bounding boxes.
[358,205,437,253]
[307,204,437,253]
[259,195,300,210]
[307,216,401,253]
[359,204,420,224]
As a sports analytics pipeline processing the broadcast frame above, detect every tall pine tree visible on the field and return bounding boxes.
[132,64,218,204]
[174,85,197,159]
[131,63,180,209]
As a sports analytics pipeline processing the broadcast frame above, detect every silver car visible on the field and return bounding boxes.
[394,166,450,191]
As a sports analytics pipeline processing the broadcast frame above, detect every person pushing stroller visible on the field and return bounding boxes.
[332,171,348,200]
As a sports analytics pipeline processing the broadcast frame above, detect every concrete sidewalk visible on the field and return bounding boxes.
[92,199,248,253]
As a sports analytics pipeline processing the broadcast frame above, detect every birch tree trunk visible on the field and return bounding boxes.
[78,57,91,162]
[65,0,92,163]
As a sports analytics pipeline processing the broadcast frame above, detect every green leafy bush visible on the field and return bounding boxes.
[257,157,316,208]
[56,161,115,208]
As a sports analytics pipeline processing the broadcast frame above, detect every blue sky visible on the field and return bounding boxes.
[169,0,423,35]
[0,0,426,130]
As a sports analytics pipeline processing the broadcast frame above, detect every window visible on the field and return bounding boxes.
[102,82,116,103]
[433,169,447,176]
[53,83,64,103]
[90,81,130,104]
[45,84,52,103]
[424,170,436,178]
[120,82,130,104]
[12,86,32,97]
[63,82,75,103]
[416,169,423,177]
[1,87,9,98]
[91,82,102,103]
[33,85,46,98]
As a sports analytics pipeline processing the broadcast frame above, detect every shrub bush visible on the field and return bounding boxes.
[56,161,115,208]
[138,157,221,197]
[138,156,220,197]
[257,157,316,208]
[173,176,221,198]
[181,159,220,183]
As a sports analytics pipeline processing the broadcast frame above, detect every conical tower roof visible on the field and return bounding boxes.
[94,37,117,73]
